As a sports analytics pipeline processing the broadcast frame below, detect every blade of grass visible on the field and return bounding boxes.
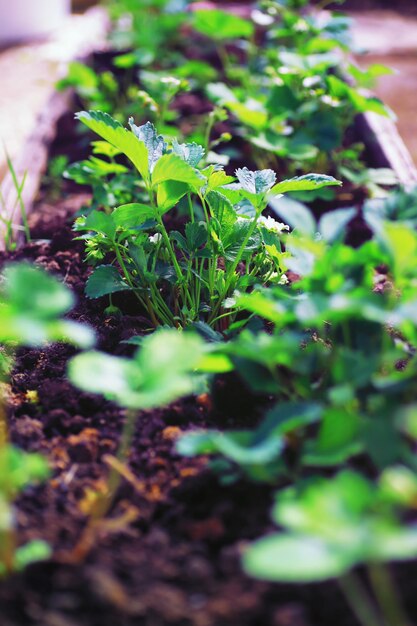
[5,152,31,244]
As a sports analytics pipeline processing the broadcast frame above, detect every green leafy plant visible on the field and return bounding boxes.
[0,445,51,577]
[68,329,208,522]
[244,470,414,626]
[0,153,30,252]
[178,214,417,482]
[0,263,94,575]
[73,110,340,330]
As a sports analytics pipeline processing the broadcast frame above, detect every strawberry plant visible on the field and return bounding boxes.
[0,263,94,575]
[67,328,211,522]
[244,471,415,626]
[73,110,341,329]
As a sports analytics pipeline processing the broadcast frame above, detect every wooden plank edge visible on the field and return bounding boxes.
[0,7,110,250]
[357,110,417,189]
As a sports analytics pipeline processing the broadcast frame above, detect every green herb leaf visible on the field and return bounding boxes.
[172,139,205,167]
[75,111,150,182]
[128,119,165,172]
[152,153,206,190]
[85,265,128,298]
[113,203,155,228]
[270,174,342,196]
[193,9,254,40]
[235,167,277,195]
[243,534,352,582]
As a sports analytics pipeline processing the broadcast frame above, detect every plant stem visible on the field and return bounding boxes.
[92,408,138,521]
[187,193,194,223]
[368,563,409,626]
[114,243,160,327]
[209,206,263,324]
[338,571,382,626]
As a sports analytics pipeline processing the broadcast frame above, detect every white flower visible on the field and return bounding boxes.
[223,290,241,309]
[268,273,289,285]
[149,233,162,245]
[258,215,290,234]
[251,9,274,26]
[294,19,308,32]
[321,94,340,108]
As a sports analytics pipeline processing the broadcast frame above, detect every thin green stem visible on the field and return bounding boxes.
[368,563,409,626]
[209,205,264,324]
[338,572,383,626]
[114,242,160,327]
[187,193,194,223]
[91,408,138,521]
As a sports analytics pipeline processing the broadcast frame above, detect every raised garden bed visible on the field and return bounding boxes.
[2,3,417,626]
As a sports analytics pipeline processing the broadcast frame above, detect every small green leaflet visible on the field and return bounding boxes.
[113,203,155,228]
[129,119,165,173]
[270,174,342,196]
[83,210,116,239]
[172,139,205,167]
[76,111,150,183]
[243,534,351,583]
[157,180,189,212]
[235,167,277,195]
[152,153,206,190]
[86,265,129,298]
[193,9,255,40]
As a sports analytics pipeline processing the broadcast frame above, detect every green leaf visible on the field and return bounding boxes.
[227,101,268,130]
[172,139,205,167]
[157,180,189,212]
[305,408,362,466]
[271,174,342,196]
[206,190,236,234]
[83,210,117,239]
[68,351,139,407]
[259,402,322,437]
[14,540,52,571]
[370,525,417,563]
[85,265,128,299]
[1,264,73,320]
[243,534,352,582]
[193,9,254,40]
[152,153,206,190]
[0,445,50,495]
[91,140,123,158]
[318,207,356,242]
[57,61,98,95]
[68,330,205,409]
[185,222,208,252]
[235,167,277,195]
[268,196,316,236]
[273,472,373,538]
[75,111,150,182]
[113,203,155,228]
[177,429,284,466]
[206,169,236,191]
[128,119,165,172]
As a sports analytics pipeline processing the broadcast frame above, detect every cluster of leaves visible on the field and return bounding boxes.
[60,0,396,199]
[72,110,340,329]
[0,263,94,575]
[172,204,417,624]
